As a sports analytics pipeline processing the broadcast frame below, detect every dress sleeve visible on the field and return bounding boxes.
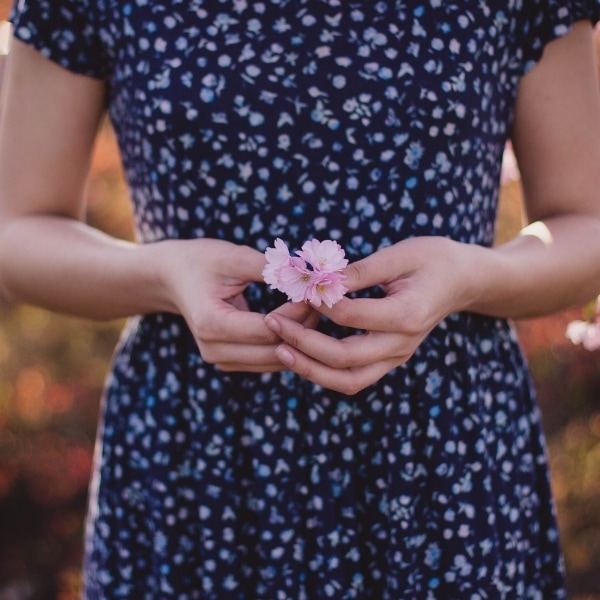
[522,0,600,73]
[9,0,109,79]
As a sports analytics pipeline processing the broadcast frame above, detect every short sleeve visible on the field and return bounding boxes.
[9,0,109,79]
[522,0,600,72]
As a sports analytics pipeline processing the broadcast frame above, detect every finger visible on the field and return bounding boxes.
[200,341,282,370]
[342,246,404,293]
[273,344,399,395]
[264,312,413,368]
[217,243,270,284]
[271,300,313,321]
[315,295,426,334]
[216,361,287,373]
[272,301,321,330]
[195,303,281,345]
[228,293,249,311]
[302,308,322,330]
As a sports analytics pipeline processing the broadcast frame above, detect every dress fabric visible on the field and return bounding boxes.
[10,1,600,598]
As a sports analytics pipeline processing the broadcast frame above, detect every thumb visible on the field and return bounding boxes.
[344,243,415,292]
[343,248,399,293]
[224,244,269,283]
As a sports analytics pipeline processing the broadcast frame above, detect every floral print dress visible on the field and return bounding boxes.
[11,1,600,598]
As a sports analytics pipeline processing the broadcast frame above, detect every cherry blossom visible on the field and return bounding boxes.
[308,271,348,308]
[297,238,349,273]
[566,319,600,351]
[566,295,600,351]
[263,238,348,308]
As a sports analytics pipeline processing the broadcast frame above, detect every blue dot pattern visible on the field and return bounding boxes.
[11,1,600,598]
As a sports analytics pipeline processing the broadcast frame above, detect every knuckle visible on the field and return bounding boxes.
[341,377,364,396]
[216,362,234,372]
[394,302,431,336]
[328,349,349,370]
[330,303,359,329]
[284,329,303,349]
[345,261,370,291]
[232,243,252,264]
[198,344,218,364]
[189,312,216,341]
[295,361,314,382]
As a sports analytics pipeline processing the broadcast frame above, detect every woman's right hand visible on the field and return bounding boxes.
[158,238,320,372]
[0,41,317,374]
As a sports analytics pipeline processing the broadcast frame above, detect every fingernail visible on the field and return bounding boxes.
[264,314,281,334]
[276,346,294,366]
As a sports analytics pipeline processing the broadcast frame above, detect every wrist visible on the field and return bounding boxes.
[450,241,504,316]
[139,239,187,315]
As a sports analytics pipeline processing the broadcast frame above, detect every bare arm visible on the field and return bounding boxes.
[468,19,600,317]
[0,40,318,371]
[264,21,600,393]
[0,40,164,318]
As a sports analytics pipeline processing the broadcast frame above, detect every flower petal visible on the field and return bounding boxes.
[297,238,348,272]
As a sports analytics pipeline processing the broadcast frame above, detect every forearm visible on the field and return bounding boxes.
[465,213,600,319]
[0,214,174,319]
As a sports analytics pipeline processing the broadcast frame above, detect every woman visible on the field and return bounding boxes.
[1,1,600,598]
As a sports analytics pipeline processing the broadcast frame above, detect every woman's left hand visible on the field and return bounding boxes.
[264,236,477,394]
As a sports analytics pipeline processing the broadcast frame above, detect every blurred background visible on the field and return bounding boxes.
[1,3,600,599]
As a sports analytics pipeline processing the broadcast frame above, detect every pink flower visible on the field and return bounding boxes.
[309,271,348,308]
[276,262,314,303]
[262,238,293,288]
[566,295,600,351]
[262,238,348,307]
[297,238,348,273]
[566,319,600,351]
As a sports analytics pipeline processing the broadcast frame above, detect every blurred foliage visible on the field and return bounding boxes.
[499,180,600,600]
[0,122,130,600]
[1,4,600,597]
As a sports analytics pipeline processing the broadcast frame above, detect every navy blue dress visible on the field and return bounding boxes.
[11,1,600,598]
